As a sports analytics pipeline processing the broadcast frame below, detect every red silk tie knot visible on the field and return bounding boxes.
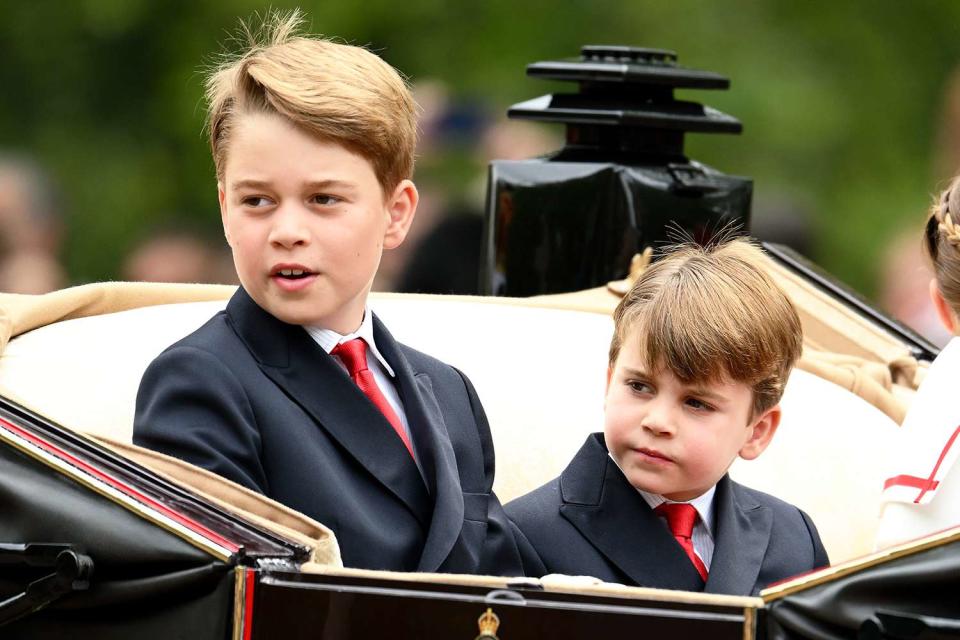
[331,338,413,458]
[332,337,369,375]
[655,502,709,583]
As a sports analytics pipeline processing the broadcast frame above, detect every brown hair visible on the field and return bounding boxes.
[609,238,803,416]
[205,10,418,192]
[924,175,960,318]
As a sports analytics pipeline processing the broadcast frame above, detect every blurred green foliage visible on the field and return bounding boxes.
[2,0,959,296]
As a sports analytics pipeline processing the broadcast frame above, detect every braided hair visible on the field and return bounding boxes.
[925,176,960,319]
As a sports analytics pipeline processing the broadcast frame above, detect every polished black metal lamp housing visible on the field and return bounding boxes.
[481,45,751,296]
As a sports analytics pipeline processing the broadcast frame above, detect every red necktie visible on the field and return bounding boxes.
[332,338,414,458]
[655,503,709,582]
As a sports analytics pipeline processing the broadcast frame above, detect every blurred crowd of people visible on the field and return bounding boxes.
[0,154,239,292]
[0,154,68,294]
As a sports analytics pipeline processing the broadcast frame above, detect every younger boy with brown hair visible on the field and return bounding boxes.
[506,238,829,595]
[134,12,529,576]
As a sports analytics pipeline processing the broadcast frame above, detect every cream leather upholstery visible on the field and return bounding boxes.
[0,289,900,564]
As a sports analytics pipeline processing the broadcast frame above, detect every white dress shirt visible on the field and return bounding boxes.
[638,486,716,571]
[609,453,716,570]
[305,308,415,458]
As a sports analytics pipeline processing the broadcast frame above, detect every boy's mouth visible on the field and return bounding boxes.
[276,269,311,279]
[270,264,316,280]
[269,264,318,291]
[635,447,674,464]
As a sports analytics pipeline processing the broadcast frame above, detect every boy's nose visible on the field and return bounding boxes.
[641,402,676,436]
[269,206,310,248]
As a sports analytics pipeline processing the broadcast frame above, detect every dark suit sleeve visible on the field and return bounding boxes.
[452,367,496,483]
[451,366,533,576]
[510,519,548,577]
[133,345,268,493]
[800,509,830,569]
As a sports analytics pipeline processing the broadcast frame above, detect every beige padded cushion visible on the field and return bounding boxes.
[0,299,230,439]
[0,282,236,352]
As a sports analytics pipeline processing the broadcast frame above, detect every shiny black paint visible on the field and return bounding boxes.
[252,571,752,640]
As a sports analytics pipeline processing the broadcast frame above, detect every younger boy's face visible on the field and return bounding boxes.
[218,112,416,332]
[604,332,779,502]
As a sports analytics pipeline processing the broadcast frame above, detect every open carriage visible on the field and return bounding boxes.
[2,45,959,639]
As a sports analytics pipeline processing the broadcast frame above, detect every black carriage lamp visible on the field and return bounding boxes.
[481,45,752,296]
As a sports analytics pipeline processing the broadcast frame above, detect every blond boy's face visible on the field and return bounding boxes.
[218,112,416,332]
[604,332,780,502]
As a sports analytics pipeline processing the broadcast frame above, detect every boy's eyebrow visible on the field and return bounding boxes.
[622,365,730,403]
[686,385,728,403]
[303,179,359,192]
[231,179,272,191]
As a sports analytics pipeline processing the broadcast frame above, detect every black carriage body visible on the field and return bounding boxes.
[248,571,755,639]
[0,400,295,639]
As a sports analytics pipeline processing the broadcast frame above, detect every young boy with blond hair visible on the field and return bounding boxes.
[507,238,829,595]
[134,12,530,576]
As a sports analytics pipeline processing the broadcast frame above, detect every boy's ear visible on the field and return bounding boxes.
[218,182,231,245]
[930,278,957,334]
[382,179,418,250]
[603,367,614,409]
[739,404,781,461]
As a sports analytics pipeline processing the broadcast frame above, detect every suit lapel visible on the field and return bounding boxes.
[226,289,431,526]
[372,316,466,573]
[704,475,771,595]
[559,434,705,591]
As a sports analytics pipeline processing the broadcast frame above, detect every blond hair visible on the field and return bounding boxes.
[205,10,417,192]
[609,238,803,416]
[925,175,960,318]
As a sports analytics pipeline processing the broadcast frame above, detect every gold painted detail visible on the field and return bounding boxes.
[475,607,500,640]
[232,567,246,640]
[742,605,755,640]
[761,525,960,601]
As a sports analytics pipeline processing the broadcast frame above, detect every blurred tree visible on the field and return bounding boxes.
[0,0,957,297]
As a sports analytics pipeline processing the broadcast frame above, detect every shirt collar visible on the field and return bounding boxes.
[609,453,716,535]
[304,307,396,377]
[638,485,716,536]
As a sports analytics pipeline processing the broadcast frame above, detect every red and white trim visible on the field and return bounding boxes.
[0,416,238,560]
[883,425,960,505]
[233,567,257,640]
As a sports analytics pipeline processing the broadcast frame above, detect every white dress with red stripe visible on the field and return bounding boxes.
[875,337,960,549]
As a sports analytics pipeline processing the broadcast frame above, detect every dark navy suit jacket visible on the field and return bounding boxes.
[506,433,829,595]
[134,287,528,576]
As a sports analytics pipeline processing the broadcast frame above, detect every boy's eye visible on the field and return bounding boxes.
[685,397,715,412]
[626,380,653,394]
[310,194,341,206]
[240,196,272,207]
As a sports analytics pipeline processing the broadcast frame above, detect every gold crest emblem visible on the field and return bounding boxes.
[475,607,500,640]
